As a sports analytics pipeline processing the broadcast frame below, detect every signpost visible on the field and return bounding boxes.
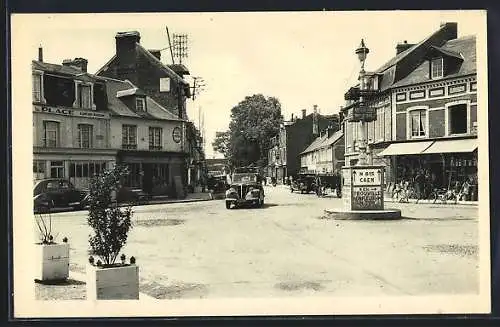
[342,165,384,211]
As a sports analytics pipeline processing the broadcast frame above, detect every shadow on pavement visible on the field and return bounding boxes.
[35,278,86,286]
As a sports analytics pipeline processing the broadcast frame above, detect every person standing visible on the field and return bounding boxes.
[414,169,425,203]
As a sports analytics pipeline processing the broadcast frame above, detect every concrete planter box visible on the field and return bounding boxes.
[86,263,139,300]
[34,243,69,281]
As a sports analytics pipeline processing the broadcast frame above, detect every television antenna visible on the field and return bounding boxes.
[172,34,188,64]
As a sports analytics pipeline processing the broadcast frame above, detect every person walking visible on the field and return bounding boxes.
[414,169,425,203]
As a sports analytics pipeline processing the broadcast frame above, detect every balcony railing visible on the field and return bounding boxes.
[149,145,163,151]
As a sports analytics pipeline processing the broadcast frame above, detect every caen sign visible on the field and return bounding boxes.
[33,105,109,119]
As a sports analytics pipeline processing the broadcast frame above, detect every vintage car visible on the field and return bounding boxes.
[225,169,265,209]
[290,174,317,194]
[115,187,152,205]
[33,178,89,212]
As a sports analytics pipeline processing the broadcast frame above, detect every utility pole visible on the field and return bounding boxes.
[191,76,206,101]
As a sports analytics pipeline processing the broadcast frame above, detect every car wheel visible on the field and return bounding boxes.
[225,202,231,209]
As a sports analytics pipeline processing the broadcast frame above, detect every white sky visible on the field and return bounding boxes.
[13,11,484,158]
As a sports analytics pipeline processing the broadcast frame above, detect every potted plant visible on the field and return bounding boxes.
[34,209,70,282]
[86,164,138,300]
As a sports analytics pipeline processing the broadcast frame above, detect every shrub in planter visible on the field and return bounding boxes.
[86,164,139,300]
[34,211,70,282]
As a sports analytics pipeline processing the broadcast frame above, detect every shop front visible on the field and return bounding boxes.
[33,148,117,189]
[116,151,187,197]
[379,138,478,200]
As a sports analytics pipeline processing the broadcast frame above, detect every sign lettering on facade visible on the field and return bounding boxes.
[33,105,110,119]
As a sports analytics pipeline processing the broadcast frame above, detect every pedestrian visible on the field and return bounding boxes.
[414,170,425,203]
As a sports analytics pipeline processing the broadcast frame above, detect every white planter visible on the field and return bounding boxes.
[34,243,70,281]
[86,263,139,300]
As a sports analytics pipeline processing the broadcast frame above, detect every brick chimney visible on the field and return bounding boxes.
[327,125,334,138]
[114,31,141,84]
[149,49,161,61]
[38,46,43,62]
[115,31,140,55]
[62,58,88,72]
[396,40,414,55]
[439,22,458,40]
[301,109,306,119]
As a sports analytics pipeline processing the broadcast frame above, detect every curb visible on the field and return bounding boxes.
[69,270,156,301]
[38,197,214,214]
[384,198,478,206]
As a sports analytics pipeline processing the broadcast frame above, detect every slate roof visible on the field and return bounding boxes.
[101,77,183,121]
[32,60,105,82]
[392,35,475,88]
[300,133,329,155]
[95,41,191,94]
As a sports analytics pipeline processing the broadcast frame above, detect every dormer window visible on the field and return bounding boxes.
[136,97,146,111]
[431,58,444,79]
[75,82,93,109]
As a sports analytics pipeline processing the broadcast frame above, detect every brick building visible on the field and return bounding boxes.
[267,105,340,182]
[342,22,478,195]
[299,129,345,174]
[96,31,206,190]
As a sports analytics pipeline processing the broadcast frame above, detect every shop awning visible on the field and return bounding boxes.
[377,141,433,156]
[422,138,477,154]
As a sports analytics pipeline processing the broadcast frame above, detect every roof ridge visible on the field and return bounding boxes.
[135,43,186,84]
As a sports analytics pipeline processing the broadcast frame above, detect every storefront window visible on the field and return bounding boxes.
[50,161,64,178]
[410,109,426,137]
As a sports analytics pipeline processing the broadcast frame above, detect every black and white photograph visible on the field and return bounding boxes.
[10,10,490,317]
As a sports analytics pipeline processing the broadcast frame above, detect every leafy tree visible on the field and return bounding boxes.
[213,94,283,168]
[211,131,230,159]
[87,164,133,266]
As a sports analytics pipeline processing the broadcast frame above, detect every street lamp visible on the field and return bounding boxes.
[355,39,371,166]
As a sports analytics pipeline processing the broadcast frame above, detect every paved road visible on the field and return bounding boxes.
[36,185,479,299]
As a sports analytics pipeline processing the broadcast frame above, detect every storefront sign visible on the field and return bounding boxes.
[351,186,383,210]
[351,168,382,186]
[33,105,110,119]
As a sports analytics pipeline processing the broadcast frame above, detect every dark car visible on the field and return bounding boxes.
[225,170,265,209]
[33,178,89,212]
[116,187,152,205]
[290,174,317,194]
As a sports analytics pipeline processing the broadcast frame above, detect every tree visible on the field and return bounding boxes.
[87,164,133,266]
[211,131,230,159]
[213,94,283,168]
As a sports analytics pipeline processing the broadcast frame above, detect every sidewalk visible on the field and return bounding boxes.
[39,192,215,214]
[272,184,478,206]
[384,197,478,206]
[35,270,156,301]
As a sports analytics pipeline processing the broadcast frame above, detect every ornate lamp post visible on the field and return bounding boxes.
[355,39,371,166]
[324,39,401,220]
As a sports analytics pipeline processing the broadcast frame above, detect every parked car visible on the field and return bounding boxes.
[33,178,89,212]
[290,174,317,194]
[116,187,152,205]
[225,168,265,209]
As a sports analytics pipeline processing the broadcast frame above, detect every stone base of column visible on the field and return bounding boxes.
[324,208,402,220]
